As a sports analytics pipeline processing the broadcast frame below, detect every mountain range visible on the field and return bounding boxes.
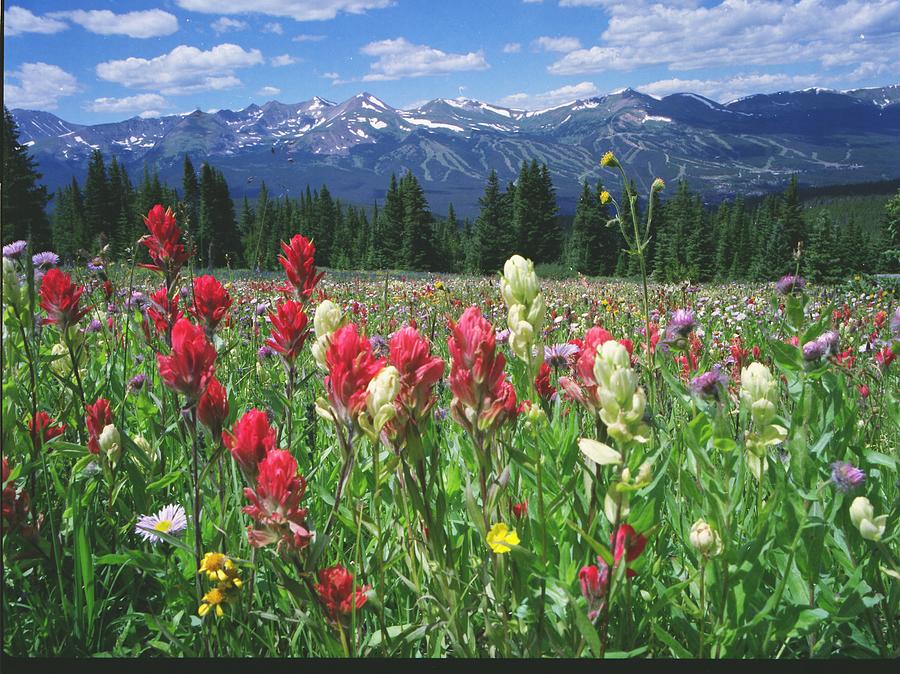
[11,84,900,216]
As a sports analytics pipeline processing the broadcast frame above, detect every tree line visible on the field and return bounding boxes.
[4,106,898,279]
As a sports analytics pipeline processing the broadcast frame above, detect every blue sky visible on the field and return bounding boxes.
[5,0,900,124]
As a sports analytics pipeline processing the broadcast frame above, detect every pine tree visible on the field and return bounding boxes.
[472,170,512,273]
[1,107,51,250]
[182,155,200,244]
[399,170,434,270]
[82,149,110,252]
[565,181,602,275]
[378,174,404,269]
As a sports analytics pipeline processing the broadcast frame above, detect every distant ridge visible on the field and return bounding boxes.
[12,84,900,216]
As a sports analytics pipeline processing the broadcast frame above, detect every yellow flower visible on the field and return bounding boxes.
[600,190,611,205]
[486,522,520,554]
[600,151,619,168]
[435,281,445,291]
[198,585,232,618]
[198,552,242,586]
[651,177,665,192]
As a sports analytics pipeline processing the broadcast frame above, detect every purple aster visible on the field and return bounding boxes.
[544,342,580,369]
[369,335,389,360]
[257,345,275,360]
[816,330,840,357]
[32,251,59,268]
[126,291,147,310]
[87,258,105,272]
[664,309,696,347]
[433,406,449,422]
[135,504,187,544]
[255,302,268,317]
[179,287,190,300]
[689,366,729,401]
[830,461,865,493]
[84,319,103,334]
[775,275,806,296]
[2,240,27,259]
[802,340,826,361]
[495,328,510,344]
[128,374,147,392]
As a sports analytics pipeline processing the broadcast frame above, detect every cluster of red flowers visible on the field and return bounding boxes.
[191,275,232,337]
[579,524,647,621]
[279,234,324,303]
[324,324,386,430]
[29,411,66,451]
[224,408,313,553]
[2,458,39,541]
[266,300,310,365]
[85,398,113,455]
[384,325,444,448]
[39,268,90,331]
[146,287,183,338]
[139,205,190,280]
[315,564,370,623]
[157,318,218,402]
[559,326,633,416]
[447,306,520,437]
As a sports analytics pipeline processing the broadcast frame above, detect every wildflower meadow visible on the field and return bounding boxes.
[2,156,899,660]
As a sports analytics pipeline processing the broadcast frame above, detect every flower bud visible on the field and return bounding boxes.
[314,299,345,338]
[98,424,122,463]
[501,255,540,307]
[360,366,400,438]
[133,435,157,463]
[849,496,888,542]
[740,362,775,405]
[2,257,22,311]
[689,519,723,556]
[600,151,619,168]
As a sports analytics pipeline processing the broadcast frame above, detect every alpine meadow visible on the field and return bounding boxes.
[3,0,900,663]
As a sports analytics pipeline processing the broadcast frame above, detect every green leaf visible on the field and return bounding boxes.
[573,601,603,657]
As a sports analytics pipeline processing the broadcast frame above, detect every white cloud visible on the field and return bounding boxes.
[3,62,78,109]
[87,93,168,114]
[51,9,178,38]
[498,81,599,109]
[322,71,340,79]
[271,54,299,67]
[360,38,489,81]
[532,36,582,52]
[637,73,829,103]
[4,6,68,36]
[502,42,522,54]
[263,22,284,34]
[212,17,247,33]
[174,0,393,21]
[257,86,282,96]
[138,110,162,118]
[96,43,264,95]
[292,34,326,42]
[548,1,900,78]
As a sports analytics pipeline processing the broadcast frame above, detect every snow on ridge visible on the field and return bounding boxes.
[404,118,464,132]
[643,115,672,123]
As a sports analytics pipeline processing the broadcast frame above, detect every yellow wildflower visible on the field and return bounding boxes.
[198,586,230,618]
[486,522,520,554]
[198,552,242,586]
[600,190,611,205]
[600,151,619,168]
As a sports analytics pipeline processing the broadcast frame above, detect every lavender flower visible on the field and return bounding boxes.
[32,251,59,268]
[433,406,449,422]
[257,345,275,361]
[802,340,826,361]
[2,240,27,259]
[84,319,103,334]
[664,309,696,349]
[369,335,389,360]
[830,461,865,492]
[135,504,187,544]
[891,307,900,337]
[775,275,805,296]
[128,374,147,392]
[689,366,729,402]
[816,330,840,357]
[87,258,105,272]
[255,302,268,317]
[495,328,510,344]
[544,342,580,369]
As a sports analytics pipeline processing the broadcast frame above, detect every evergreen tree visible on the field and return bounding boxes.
[82,149,110,252]
[399,170,434,270]
[377,174,404,269]
[1,107,51,249]
[565,181,603,275]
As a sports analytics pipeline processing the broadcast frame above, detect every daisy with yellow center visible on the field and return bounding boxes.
[198,586,228,618]
[134,504,187,545]
[486,522,520,554]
